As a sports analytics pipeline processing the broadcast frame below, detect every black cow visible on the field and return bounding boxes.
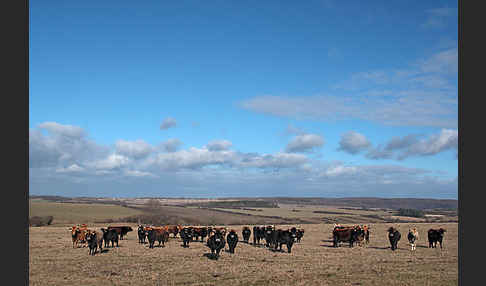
[273,229,296,253]
[147,229,169,249]
[193,227,208,242]
[101,228,119,248]
[86,231,102,256]
[388,227,401,251]
[296,229,304,243]
[253,226,264,246]
[138,225,147,244]
[242,227,251,243]
[226,230,239,254]
[428,228,446,249]
[207,230,226,258]
[180,227,193,248]
[264,226,275,248]
[332,226,363,247]
[107,226,133,240]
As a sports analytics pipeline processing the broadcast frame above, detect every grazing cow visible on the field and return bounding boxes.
[273,229,296,253]
[428,228,446,249]
[207,230,226,258]
[332,226,363,248]
[101,228,119,248]
[363,225,370,244]
[85,231,103,255]
[253,226,264,246]
[147,228,169,249]
[69,226,88,248]
[388,227,401,251]
[408,228,419,251]
[242,227,251,243]
[192,227,208,242]
[226,230,239,254]
[138,225,147,244]
[107,226,133,240]
[180,227,193,248]
[167,225,181,238]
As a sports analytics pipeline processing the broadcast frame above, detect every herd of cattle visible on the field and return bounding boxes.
[69,223,447,257]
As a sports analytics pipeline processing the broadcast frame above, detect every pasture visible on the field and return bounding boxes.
[29,222,457,285]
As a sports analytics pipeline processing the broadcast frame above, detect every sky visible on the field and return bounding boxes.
[29,0,458,199]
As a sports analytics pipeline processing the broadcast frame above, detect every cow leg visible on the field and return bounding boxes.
[287,243,292,253]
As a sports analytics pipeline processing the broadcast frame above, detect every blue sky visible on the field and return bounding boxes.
[29,1,458,199]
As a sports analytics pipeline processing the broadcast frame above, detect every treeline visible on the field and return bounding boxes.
[185,200,279,209]
[397,208,425,218]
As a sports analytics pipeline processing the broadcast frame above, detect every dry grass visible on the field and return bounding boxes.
[29,201,145,225]
[29,222,457,285]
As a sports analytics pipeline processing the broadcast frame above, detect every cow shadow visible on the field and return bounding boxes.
[203,253,220,260]
[367,246,390,250]
[100,249,110,253]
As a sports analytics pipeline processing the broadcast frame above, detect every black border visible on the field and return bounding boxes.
[5,0,29,284]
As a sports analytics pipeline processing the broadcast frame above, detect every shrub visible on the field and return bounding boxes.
[397,208,425,218]
[29,216,54,227]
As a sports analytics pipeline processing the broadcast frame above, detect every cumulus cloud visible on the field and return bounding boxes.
[338,131,371,154]
[365,129,458,160]
[205,140,232,151]
[37,122,86,138]
[115,140,153,159]
[160,138,183,153]
[285,134,324,153]
[160,117,177,130]
[241,48,457,129]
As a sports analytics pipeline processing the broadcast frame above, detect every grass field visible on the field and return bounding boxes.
[29,222,457,286]
[29,200,145,225]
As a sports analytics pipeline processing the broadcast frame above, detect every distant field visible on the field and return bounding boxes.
[29,201,144,225]
[29,222,458,285]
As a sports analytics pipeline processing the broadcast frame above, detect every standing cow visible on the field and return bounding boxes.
[226,230,239,254]
[138,225,147,244]
[388,227,401,251]
[180,227,193,248]
[147,228,169,249]
[242,227,251,243]
[428,228,446,249]
[85,231,103,255]
[208,230,226,258]
[101,228,119,248]
[408,228,419,251]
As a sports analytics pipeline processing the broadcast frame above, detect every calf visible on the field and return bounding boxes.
[207,230,226,258]
[408,228,419,251]
[85,231,103,255]
[242,227,251,243]
[138,225,147,244]
[147,228,169,248]
[428,228,446,249]
[388,227,401,251]
[180,227,193,248]
[226,230,239,254]
[69,226,87,248]
[101,228,119,248]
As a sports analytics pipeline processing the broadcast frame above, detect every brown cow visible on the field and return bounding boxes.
[69,226,88,248]
[166,225,181,238]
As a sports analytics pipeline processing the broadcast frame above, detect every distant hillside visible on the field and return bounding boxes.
[254,197,457,210]
[30,195,457,210]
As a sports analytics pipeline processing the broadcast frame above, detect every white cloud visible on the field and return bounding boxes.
[160,138,183,153]
[285,134,325,153]
[205,140,232,151]
[115,139,153,159]
[160,117,177,130]
[338,131,371,154]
